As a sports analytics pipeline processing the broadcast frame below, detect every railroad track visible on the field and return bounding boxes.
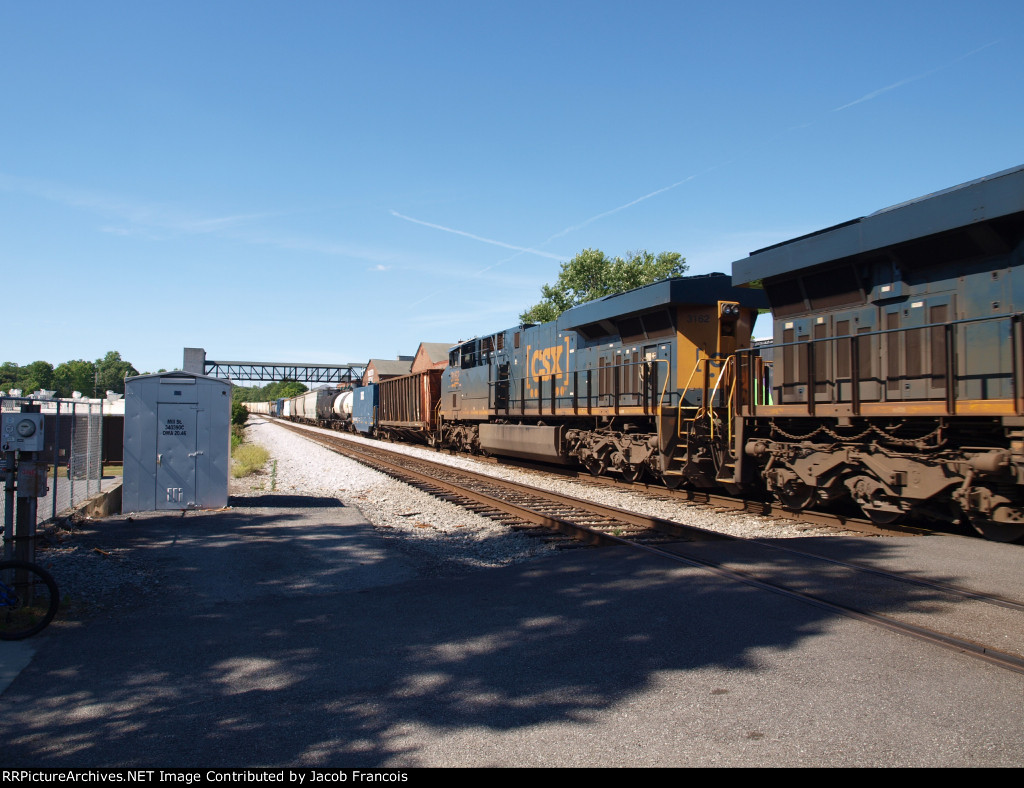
[267,418,1024,675]
[290,417,932,538]
[272,419,726,548]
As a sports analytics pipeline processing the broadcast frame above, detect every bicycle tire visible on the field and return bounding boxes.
[0,560,59,640]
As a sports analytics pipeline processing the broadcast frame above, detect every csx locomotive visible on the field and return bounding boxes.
[437,273,766,491]
[439,163,1024,542]
[266,164,1024,542]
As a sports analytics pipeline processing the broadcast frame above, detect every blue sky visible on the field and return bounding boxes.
[2,1,1022,376]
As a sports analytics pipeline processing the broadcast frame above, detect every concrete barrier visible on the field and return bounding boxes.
[77,483,123,519]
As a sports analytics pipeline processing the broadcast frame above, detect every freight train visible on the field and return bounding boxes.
[250,164,1024,543]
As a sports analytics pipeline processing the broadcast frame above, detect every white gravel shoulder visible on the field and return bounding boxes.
[234,418,559,570]
[237,417,846,544]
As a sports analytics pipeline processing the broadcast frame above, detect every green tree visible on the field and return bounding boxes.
[94,351,139,395]
[19,361,55,394]
[53,360,97,398]
[231,401,249,426]
[520,249,687,323]
[232,379,308,404]
[0,362,20,394]
[274,381,308,400]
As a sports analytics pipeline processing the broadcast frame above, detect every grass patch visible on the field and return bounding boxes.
[231,443,270,478]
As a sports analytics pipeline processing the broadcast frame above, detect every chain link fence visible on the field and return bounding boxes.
[1,396,105,529]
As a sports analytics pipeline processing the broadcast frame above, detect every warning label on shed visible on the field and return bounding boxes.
[163,418,188,437]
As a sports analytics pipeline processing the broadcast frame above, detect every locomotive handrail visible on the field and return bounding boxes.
[735,310,1022,354]
[707,354,737,445]
[677,357,707,438]
[678,355,734,438]
[734,310,1024,416]
[652,358,671,447]
[507,356,666,415]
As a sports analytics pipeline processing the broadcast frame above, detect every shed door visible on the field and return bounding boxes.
[156,403,198,509]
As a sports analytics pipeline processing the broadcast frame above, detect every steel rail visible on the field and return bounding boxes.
[275,420,723,546]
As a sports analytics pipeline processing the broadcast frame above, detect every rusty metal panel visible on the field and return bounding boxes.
[377,369,442,431]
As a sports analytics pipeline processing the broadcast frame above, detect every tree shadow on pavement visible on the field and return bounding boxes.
[0,504,1000,767]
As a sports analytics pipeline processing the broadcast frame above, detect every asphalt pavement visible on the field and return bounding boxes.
[0,496,1022,767]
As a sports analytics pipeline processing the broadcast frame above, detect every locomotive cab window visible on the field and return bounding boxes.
[460,340,479,369]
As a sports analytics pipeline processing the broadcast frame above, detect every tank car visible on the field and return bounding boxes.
[438,272,768,486]
[333,390,354,425]
[283,387,354,430]
[731,163,1024,542]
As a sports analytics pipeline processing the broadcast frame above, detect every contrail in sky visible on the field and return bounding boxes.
[395,36,1001,299]
[540,166,732,244]
[833,39,999,112]
[389,209,563,260]
[393,166,716,278]
[541,175,699,243]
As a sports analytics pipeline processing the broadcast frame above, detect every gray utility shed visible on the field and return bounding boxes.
[122,371,233,512]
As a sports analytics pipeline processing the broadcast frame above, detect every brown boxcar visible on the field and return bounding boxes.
[376,368,442,444]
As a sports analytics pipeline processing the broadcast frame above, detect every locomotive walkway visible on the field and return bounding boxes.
[0,498,1022,766]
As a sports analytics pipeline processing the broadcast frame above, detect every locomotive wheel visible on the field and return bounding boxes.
[967,516,1024,544]
[584,457,606,478]
[775,483,816,511]
[620,465,646,484]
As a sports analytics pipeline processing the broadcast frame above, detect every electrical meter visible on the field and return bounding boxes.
[1,413,45,452]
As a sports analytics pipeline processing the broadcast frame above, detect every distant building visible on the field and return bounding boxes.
[362,357,414,386]
[411,342,454,374]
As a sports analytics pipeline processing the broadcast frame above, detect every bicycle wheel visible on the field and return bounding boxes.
[0,560,59,640]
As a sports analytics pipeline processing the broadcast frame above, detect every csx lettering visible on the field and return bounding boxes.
[526,340,572,399]
[530,345,564,379]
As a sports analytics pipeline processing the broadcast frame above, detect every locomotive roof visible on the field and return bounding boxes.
[556,272,768,331]
[732,163,1024,285]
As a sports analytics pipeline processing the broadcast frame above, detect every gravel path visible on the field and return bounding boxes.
[233,418,559,571]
